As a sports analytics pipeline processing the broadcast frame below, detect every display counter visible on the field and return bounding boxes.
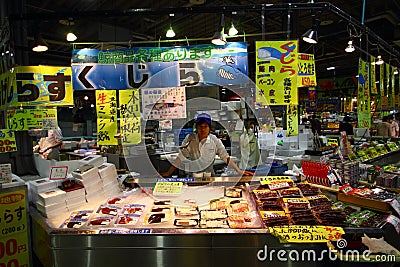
[30,177,400,267]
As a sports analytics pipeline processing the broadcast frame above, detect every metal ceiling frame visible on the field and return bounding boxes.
[8,2,400,59]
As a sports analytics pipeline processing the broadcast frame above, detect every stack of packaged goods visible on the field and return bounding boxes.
[28,178,59,204]
[58,179,87,211]
[72,165,105,203]
[79,155,104,168]
[36,188,68,218]
[97,163,121,197]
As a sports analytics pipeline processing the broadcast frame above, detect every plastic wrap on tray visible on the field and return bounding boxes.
[174,206,199,216]
[297,183,321,196]
[278,187,303,198]
[225,187,243,198]
[253,189,279,200]
[174,219,199,227]
[87,215,114,227]
[96,205,123,216]
[228,199,250,214]
[227,213,256,229]
[115,214,140,225]
[200,209,228,220]
[153,200,172,205]
[59,218,88,229]
[106,196,127,205]
[123,204,145,215]
[260,211,290,227]
[209,199,228,210]
[145,213,170,224]
[200,219,229,228]
[68,210,94,220]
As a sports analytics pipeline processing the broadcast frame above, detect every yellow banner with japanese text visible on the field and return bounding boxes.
[119,89,141,145]
[0,129,17,154]
[256,41,298,105]
[386,64,394,109]
[357,59,370,128]
[96,90,118,145]
[297,53,316,87]
[0,66,73,110]
[0,189,30,266]
[6,108,58,131]
[269,225,345,243]
[286,104,298,136]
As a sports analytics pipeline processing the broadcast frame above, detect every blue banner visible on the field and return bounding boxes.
[71,42,248,89]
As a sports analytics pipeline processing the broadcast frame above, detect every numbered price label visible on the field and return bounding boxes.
[269,225,345,243]
[0,235,30,267]
[153,182,183,195]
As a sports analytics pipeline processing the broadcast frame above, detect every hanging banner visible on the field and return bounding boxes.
[0,129,16,153]
[141,87,186,120]
[391,65,397,108]
[0,66,73,110]
[372,56,382,110]
[6,108,58,131]
[380,64,387,110]
[308,87,317,112]
[119,89,141,145]
[370,57,377,94]
[386,64,394,109]
[255,40,298,105]
[286,104,298,136]
[71,42,248,89]
[96,90,118,145]
[0,188,30,267]
[357,59,370,128]
[297,53,316,87]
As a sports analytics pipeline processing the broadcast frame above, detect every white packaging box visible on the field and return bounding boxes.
[98,163,117,177]
[36,201,68,218]
[79,155,104,168]
[64,187,86,200]
[67,202,88,212]
[103,182,120,194]
[85,191,105,204]
[66,195,87,208]
[29,178,58,193]
[37,188,67,206]
[72,166,100,181]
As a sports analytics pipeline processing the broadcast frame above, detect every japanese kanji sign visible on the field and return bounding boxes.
[286,104,298,136]
[297,53,316,87]
[256,40,298,105]
[96,90,118,145]
[269,225,345,243]
[380,63,387,109]
[6,108,58,131]
[0,188,30,266]
[357,59,371,128]
[370,56,377,95]
[119,89,141,145]
[0,129,16,154]
[0,66,73,110]
[386,64,394,109]
[0,164,12,184]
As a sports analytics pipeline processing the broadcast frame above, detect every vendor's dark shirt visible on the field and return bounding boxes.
[339,122,354,135]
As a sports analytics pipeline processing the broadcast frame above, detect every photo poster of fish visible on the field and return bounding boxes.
[141,87,186,120]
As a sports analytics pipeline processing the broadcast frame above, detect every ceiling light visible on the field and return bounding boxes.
[394,67,399,75]
[228,22,238,36]
[66,32,77,42]
[32,35,48,52]
[302,28,318,44]
[326,66,335,71]
[375,55,384,65]
[345,40,355,53]
[211,14,227,46]
[166,25,175,38]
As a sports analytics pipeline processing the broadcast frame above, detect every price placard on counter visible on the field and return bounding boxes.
[153,182,183,195]
[0,189,30,266]
[0,163,12,184]
[269,225,345,243]
[260,176,293,190]
[50,166,68,180]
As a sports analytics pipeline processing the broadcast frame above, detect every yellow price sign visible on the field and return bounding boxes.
[260,176,293,185]
[269,225,345,243]
[327,138,339,147]
[153,182,183,195]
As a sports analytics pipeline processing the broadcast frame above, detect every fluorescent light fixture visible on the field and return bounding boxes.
[375,55,384,65]
[345,40,355,53]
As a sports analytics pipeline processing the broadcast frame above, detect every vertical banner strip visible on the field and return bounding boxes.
[255,40,298,105]
[286,104,298,136]
[96,90,118,145]
[386,64,394,109]
[380,64,386,109]
[370,56,377,94]
[357,58,371,128]
[119,89,141,145]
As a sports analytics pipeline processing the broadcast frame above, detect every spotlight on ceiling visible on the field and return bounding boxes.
[211,14,227,46]
[32,35,48,52]
[228,22,238,36]
[375,55,384,65]
[66,32,77,42]
[345,40,355,53]
[302,17,320,44]
[166,25,176,38]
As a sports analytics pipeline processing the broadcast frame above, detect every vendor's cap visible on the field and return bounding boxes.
[195,113,211,126]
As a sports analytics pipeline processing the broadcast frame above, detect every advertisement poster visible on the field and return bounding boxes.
[141,87,186,120]
[96,90,118,145]
[357,59,371,128]
[380,64,387,109]
[0,189,30,267]
[370,56,377,94]
[119,89,141,145]
[0,66,73,110]
[297,53,316,87]
[255,40,298,105]
[0,129,16,153]
[6,108,58,131]
[71,42,248,89]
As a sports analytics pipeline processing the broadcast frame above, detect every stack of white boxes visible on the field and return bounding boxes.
[28,178,58,204]
[97,163,121,198]
[62,183,87,211]
[79,155,104,168]
[72,165,105,203]
[36,188,68,218]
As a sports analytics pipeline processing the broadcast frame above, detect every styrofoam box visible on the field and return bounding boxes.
[64,187,86,200]
[79,155,104,168]
[36,201,67,214]
[37,188,67,206]
[72,166,100,181]
[66,196,87,207]
[29,178,58,193]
